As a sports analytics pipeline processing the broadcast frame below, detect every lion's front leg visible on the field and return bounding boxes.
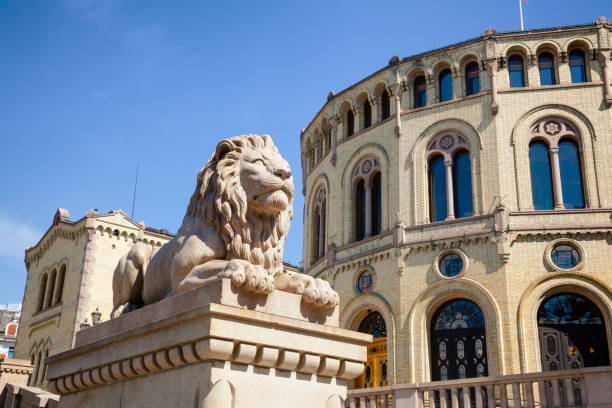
[274,273,339,308]
[217,259,275,294]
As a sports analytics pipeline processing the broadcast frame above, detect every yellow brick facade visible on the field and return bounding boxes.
[302,19,612,386]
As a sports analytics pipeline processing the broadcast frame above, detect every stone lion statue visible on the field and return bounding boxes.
[112,134,338,318]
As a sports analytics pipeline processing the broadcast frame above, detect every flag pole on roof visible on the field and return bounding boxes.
[519,0,527,31]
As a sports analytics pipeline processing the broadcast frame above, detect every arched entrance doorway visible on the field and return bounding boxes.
[538,292,610,371]
[430,299,488,381]
[356,311,387,388]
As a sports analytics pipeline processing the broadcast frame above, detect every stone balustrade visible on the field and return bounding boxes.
[346,366,612,408]
[3,382,59,408]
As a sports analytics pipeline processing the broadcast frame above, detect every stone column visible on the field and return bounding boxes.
[486,59,499,114]
[526,53,538,87]
[549,147,564,209]
[598,50,612,106]
[318,208,325,258]
[558,51,571,84]
[365,182,373,237]
[330,117,338,165]
[445,159,455,220]
[426,75,436,105]
[393,83,402,137]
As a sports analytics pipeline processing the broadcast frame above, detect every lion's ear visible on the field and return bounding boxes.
[215,139,239,161]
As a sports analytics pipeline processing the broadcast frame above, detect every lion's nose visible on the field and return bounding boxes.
[274,167,291,180]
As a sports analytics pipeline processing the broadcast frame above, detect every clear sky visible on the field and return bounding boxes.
[0,0,608,303]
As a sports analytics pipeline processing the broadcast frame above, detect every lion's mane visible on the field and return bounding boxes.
[185,134,293,277]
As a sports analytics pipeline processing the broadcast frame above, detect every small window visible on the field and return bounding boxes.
[439,69,453,102]
[363,99,372,129]
[439,254,464,277]
[508,55,525,88]
[357,270,373,293]
[414,76,427,108]
[538,52,556,85]
[551,245,580,269]
[8,347,14,358]
[465,61,480,95]
[569,50,586,83]
[381,89,390,120]
[346,109,355,137]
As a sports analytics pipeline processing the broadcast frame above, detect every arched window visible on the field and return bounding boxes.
[28,353,35,385]
[352,157,382,241]
[357,312,387,389]
[346,109,355,138]
[559,140,584,209]
[508,55,525,87]
[439,68,453,102]
[538,293,610,371]
[427,133,472,222]
[41,349,49,384]
[431,299,487,381]
[381,89,390,120]
[37,274,48,312]
[312,187,326,262]
[428,155,447,222]
[363,99,372,129]
[372,172,382,235]
[453,150,473,218]
[529,141,554,210]
[45,269,56,309]
[529,118,585,210]
[465,61,480,95]
[54,264,66,304]
[538,52,556,85]
[34,351,42,384]
[414,76,427,108]
[569,49,586,83]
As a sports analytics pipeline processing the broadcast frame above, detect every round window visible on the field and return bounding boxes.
[357,270,372,293]
[551,245,580,269]
[439,253,464,277]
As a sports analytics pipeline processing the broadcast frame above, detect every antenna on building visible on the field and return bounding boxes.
[131,164,139,220]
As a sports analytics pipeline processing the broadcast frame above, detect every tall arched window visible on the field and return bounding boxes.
[41,349,49,384]
[372,172,382,235]
[465,61,480,95]
[34,351,42,384]
[414,76,427,108]
[55,264,66,304]
[28,353,35,385]
[428,155,447,222]
[352,157,382,241]
[37,274,48,312]
[346,109,355,138]
[431,299,488,381]
[453,150,473,218]
[312,187,327,262]
[559,140,584,209]
[538,293,610,371]
[45,269,56,309]
[427,133,473,222]
[363,99,372,129]
[381,89,390,120]
[538,52,556,85]
[439,68,452,102]
[529,141,554,210]
[508,55,525,87]
[569,49,586,83]
[528,118,585,210]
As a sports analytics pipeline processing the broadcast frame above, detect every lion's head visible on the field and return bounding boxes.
[186,135,294,276]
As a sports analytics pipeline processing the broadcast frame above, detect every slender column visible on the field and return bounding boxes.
[445,159,455,220]
[393,83,402,137]
[330,117,338,165]
[549,147,564,209]
[365,182,373,237]
[318,207,325,258]
[486,59,499,114]
[598,50,612,106]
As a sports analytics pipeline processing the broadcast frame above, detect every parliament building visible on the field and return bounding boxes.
[301,17,612,388]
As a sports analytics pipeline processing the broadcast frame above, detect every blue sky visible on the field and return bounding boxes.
[0,0,608,303]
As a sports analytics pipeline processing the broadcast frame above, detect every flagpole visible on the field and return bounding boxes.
[519,0,524,31]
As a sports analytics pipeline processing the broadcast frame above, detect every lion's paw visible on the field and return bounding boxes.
[224,259,275,294]
[303,278,339,309]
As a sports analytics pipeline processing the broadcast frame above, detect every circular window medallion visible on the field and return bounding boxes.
[433,249,469,279]
[545,239,585,272]
[357,270,373,293]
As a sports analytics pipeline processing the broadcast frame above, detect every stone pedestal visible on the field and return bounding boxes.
[46,279,371,407]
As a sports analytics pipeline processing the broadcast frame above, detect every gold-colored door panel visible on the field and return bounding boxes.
[356,337,387,389]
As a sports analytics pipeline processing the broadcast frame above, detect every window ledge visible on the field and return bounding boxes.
[497,81,602,93]
[31,302,62,319]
